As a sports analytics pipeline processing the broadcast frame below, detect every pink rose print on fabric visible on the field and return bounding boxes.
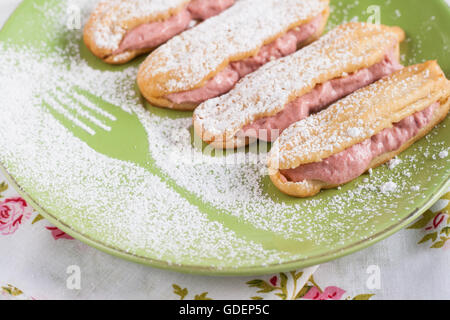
[424,212,447,231]
[269,276,278,287]
[0,198,33,235]
[46,226,74,240]
[303,286,346,300]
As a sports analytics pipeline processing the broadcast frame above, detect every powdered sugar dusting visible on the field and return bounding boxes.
[0,44,301,267]
[389,158,402,170]
[0,0,448,269]
[381,181,397,194]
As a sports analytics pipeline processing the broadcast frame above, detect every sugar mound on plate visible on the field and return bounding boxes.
[380,182,398,194]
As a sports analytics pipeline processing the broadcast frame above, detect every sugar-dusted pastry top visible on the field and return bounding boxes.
[138,0,329,97]
[237,47,402,142]
[194,23,405,142]
[84,0,189,53]
[269,61,450,171]
[280,103,439,185]
[166,14,325,105]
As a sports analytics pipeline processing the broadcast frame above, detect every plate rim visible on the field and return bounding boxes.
[2,164,449,276]
[0,0,449,276]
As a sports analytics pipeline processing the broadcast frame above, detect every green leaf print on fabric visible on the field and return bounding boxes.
[194,292,212,300]
[246,273,373,300]
[0,181,8,198]
[352,294,375,300]
[418,232,438,244]
[408,209,439,229]
[431,237,449,248]
[172,284,212,300]
[246,273,316,300]
[32,214,44,225]
[246,279,276,294]
[1,284,23,297]
[408,192,450,249]
[172,284,188,300]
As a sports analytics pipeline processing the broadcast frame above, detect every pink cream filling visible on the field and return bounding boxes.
[280,102,439,185]
[238,48,403,142]
[165,14,324,104]
[114,0,235,55]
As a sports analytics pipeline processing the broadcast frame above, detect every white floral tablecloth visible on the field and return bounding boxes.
[1,0,449,300]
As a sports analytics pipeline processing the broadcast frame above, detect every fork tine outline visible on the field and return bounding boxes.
[55,89,112,132]
[43,88,118,136]
[70,90,117,122]
[43,95,96,136]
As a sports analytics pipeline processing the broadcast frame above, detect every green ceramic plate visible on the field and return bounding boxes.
[0,0,449,276]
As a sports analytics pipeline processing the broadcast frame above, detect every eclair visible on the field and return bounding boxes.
[137,0,330,110]
[193,23,405,149]
[268,61,450,197]
[84,0,236,64]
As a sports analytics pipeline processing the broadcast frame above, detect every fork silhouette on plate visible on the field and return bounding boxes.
[40,86,307,250]
[42,87,151,168]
